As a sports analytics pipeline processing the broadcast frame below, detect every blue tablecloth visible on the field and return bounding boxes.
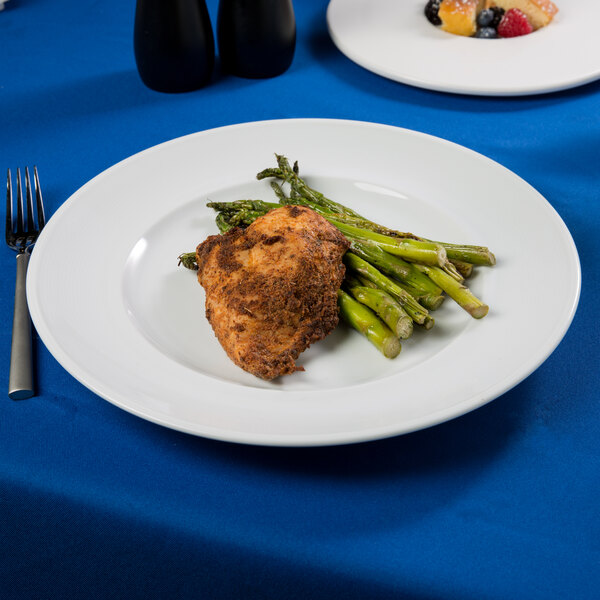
[1,1,599,598]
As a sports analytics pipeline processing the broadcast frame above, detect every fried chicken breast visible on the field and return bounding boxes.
[196,205,350,380]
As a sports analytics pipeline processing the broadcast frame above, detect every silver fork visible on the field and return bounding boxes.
[6,167,46,400]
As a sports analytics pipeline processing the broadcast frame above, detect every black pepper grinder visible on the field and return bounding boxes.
[217,0,296,79]
[134,0,215,93]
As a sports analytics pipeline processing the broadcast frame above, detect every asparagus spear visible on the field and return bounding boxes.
[329,219,448,267]
[431,242,496,267]
[207,199,278,214]
[416,265,488,319]
[344,277,413,340]
[331,215,496,267]
[337,289,401,358]
[344,253,434,329]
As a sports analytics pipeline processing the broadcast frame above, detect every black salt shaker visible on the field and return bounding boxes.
[134,0,215,93]
[217,0,296,79]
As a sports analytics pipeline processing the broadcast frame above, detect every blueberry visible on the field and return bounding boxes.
[475,26,498,39]
[425,0,442,26]
[477,9,495,27]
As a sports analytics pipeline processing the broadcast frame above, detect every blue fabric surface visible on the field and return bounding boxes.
[1,0,599,598]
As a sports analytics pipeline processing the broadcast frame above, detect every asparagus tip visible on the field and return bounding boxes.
[178,252,198,270]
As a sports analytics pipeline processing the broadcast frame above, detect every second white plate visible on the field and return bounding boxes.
[327,0,600,95]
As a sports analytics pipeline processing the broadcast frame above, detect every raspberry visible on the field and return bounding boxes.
[497,8,533,38]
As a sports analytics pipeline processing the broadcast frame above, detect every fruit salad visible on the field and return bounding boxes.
[425,0,558,39]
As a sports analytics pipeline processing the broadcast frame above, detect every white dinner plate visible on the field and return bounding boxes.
[327,0,600,96]
[27,119,580,446]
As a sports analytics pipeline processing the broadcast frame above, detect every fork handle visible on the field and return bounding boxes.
[9,252,34,400]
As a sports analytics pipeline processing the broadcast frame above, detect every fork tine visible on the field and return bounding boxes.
[15,168,25,237]
[6,169,12,243]
[33,166,45,231]
[25,167,35,233]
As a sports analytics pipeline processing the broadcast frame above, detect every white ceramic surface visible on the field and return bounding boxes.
[327,0,600,96]
[27,119,580,446]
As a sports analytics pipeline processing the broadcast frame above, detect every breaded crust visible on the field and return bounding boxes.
[196,205,350,380]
